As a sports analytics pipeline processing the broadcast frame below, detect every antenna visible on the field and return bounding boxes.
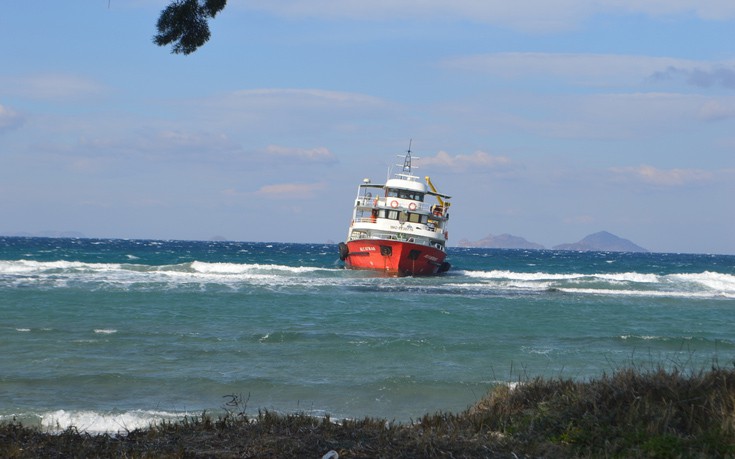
[402,139,413,173]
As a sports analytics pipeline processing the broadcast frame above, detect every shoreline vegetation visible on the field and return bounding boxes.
[2,365,734,458]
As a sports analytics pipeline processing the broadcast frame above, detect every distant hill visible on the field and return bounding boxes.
[458,233,545,250]
[553,231,648,253]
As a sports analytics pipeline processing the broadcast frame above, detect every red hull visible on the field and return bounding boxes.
[344,240,447,276]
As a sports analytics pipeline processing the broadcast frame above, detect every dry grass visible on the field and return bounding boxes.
[468,364,735,457]
[2,365,734,458]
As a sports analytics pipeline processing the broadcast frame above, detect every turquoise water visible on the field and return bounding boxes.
[1,237,734,432]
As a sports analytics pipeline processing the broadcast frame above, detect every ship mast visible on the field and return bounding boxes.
[402,139,413,174]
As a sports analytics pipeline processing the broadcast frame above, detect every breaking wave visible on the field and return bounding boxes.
[0,259,733,299]
[458,269,735,298]
[1,409,188,435]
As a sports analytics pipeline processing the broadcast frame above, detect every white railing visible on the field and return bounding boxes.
[353,218,445,234]
[356,196,433,213]
[349,230,445,249]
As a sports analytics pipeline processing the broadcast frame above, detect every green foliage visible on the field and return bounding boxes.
[154,0,227,54]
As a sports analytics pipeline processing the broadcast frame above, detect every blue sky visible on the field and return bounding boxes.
[1,1,734,254]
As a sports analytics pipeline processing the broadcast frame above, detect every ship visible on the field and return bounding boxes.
[338,144,452,276]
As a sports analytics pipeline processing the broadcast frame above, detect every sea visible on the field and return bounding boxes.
[1,236,734,434]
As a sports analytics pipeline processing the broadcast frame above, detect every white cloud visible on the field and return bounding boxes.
[555,92,700,137]
[265,145,337,164]
[445,53,735,89]
[203,88,389,125]
[255,182,327,199]
[698,100,735,121]
[73,129,241,161]
[244,0,588,31]
[0,103,24,132]
[242,1,735,31]
[472,91,728,140]
[18,128,245,176]
[191,88,396,143]
[420,150,511,171]
[651,66,735,89]
[229,88,385,107]
[0,74,107,100]
[610,165,715,187]
[604,0,735,20]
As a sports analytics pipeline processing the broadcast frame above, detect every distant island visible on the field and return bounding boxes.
[458,231,648,253]
[553,231,648,252]
[458,233,544,250]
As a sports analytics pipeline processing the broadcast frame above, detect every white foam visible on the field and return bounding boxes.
[620,334,662,341]
[463,269,660,284]
[40,409,186,434]
[190,261,328,275]
[557,288,716,298]
[598,272,659,283]
[669,271,735,296]
[0,259,343,290]
[190,261,257,274]
[2,258,733,299]
[94,329,117,334]
[462,270,586,281]
[458,269,735,299]
[0,259,121,274]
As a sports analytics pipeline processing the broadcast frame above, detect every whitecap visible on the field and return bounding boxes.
[620,335,662,341]
[94,329,117,334]
[189,261,333,277]
[597,272,659,283]
[458,268,735,299]
[668,272,735,296]
[461,269,586,281]
[558,288,716,298]
[0,259,122,275]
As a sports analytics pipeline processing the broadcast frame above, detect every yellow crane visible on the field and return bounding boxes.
[425,176,451,211]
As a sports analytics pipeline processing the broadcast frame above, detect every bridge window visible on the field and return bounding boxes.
[386,188,424,201]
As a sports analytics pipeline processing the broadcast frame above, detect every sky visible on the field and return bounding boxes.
[1,1,734,254]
